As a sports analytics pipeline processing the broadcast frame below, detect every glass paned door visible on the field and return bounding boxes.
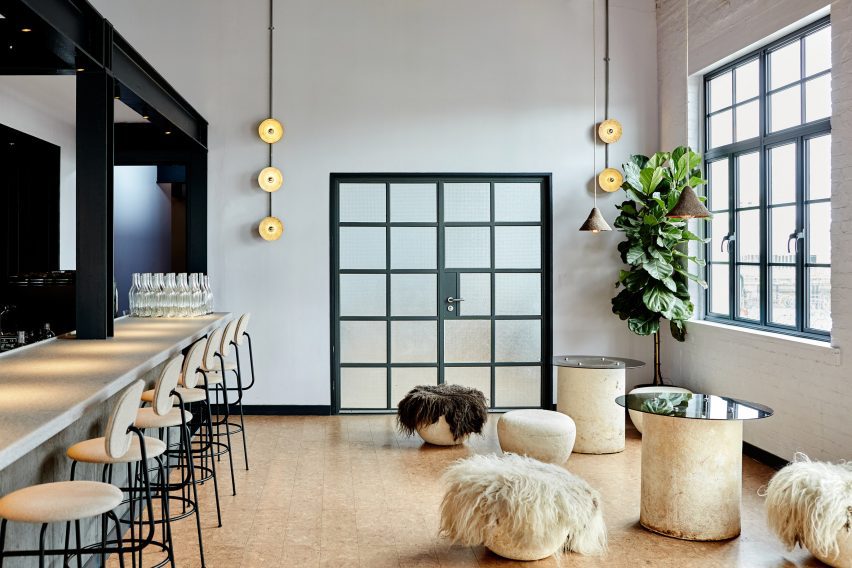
[332,174,551,413]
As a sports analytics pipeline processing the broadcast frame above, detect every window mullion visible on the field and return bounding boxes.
[797,136,806,332]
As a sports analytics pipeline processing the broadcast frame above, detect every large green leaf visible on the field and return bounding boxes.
[642,286,675,315]
[670,319,687,342]
[642,257,674,280]
[639,167,664,194]
[628,315,660,336]
[626,244,646,265]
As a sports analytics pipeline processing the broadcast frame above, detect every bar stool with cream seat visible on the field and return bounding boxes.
[0,381,158,568]
[140,339,224,527]
[134,354,206,568]
[197,326,238,495]
[67,381,173,567]
[207,319,249,470]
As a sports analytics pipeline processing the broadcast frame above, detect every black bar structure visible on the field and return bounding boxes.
[2,0,209,338]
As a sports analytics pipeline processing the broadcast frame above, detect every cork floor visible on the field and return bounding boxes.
[122,414,822,568]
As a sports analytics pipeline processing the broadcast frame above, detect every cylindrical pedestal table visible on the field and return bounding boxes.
[553,356,645,454]
[616,392,774,541]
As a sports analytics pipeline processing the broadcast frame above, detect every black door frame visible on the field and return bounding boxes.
[329,173,553,414]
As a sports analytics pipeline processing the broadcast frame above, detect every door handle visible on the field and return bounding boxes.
[720,234,735,253]
[787,231,803,254]
[447,297,465,303]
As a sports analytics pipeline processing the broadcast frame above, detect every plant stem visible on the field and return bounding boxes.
[653,332,663,385]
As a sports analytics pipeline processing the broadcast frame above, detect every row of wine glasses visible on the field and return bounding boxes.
[128,273,214,317]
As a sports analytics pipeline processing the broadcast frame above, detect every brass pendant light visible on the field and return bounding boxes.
[258,216,284,240]
[598,119,622,144]
[258,166,283,192]
[256,0,286,239]
[258,118,284,144]
[665,0,710,220]
[580,0,611,233]
[598,167,623,192]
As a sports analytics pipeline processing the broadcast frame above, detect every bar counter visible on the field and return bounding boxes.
[0,314,229,471]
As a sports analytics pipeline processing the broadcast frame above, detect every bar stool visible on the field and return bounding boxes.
[207,319,249,470]
[231,313,255,392]
[141,339,224,527]
[67,382,172,567]
[198,327,238,495]
[135,354,206,568]
[0,381,157,568]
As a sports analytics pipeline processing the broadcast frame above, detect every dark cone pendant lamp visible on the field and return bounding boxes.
[580,207,611,233]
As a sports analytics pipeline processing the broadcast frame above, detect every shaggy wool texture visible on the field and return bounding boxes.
[439,453,607,558]
[397,384,488,442]
[764,453,852,559]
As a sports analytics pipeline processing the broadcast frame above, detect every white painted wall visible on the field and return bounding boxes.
[0,76,76,268]
[657,0,852,461]
[89,0,659,405]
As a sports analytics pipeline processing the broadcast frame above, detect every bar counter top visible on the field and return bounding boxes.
[0,313,230,471]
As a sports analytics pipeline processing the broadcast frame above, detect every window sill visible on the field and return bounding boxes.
[689,318,841,365]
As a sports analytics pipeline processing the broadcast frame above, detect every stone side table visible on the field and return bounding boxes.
[553,356,644,454]
[616,392,773,541]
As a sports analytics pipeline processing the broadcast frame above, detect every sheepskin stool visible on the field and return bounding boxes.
[397,384,488,446]
[497,409,576,464]
[440,453,607,561]
[764,454,852,568]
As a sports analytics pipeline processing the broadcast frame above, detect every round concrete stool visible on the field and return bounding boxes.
[497,409,576,464]
[554,356,644,454]
[628,385,692,434]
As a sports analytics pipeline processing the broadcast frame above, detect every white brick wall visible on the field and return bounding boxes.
[657,0,851,461]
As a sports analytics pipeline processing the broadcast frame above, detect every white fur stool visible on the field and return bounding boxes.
[440,453,607,561]
[627,386,692,434]
[764,454,852,568]
[497,409,576,464]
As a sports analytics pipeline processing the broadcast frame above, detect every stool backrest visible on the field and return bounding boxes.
[153,355,183,415]
[234,313,251,346]
[181,338,206,388]
[220,320,237,357]
[105,380,145,459]
[202,327,224,371]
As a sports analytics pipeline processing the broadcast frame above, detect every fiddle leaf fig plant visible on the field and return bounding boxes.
[611,146,710,342]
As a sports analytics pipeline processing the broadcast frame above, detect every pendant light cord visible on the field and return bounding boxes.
[603,0,610,169]
[267,0,274,217]
[685,0,689,151]
[593,0,597,208]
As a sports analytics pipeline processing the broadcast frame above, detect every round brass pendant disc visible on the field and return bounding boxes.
[598,119,623,144]
[258,167,283,192]
[258,216,284,241]
[598,168,624,192]
[258,118,284,143]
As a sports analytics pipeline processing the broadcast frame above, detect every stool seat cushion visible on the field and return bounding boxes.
[765,454,852,568]
[0,481,123,524]
[67,436,167,464]
[440,453,607,561]
[497,409,576,464]
[142,387,206,404]
[397,384,488,444]
[135,407,193,429]
[201,361,237,373]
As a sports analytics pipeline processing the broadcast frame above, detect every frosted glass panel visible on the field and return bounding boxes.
[391,367,437,407]
[495,274,541,315]
[444,320,491,363]
[339,183,385,222]
[495,227,540,268]
[340,368,387,409]
[459,273,490,316]
[391,274,436,316]
[770,85,801,132]
[339,274,386,316]
[390,183,436,222]
[444,183,490,222]
[391,321,437,363]
[340,321,386,363]
[445,227,491,268]
[805,74,831,122]
[495,183,540,222]
[339,227,386,270]
[391,227,436,269]
[445,367,491,404]
[495,367,541,407]
[495,320,540,362]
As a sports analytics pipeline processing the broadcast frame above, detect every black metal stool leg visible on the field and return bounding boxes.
[74,520,82,568]
[39,522,48,568]
[108,511,125,568]
[183,421,206,567]
[0,518,7,568]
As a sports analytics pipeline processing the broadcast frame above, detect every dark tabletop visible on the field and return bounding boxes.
[615,392,773,420]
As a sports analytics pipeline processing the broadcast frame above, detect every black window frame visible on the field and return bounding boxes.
[703,16,831,341]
